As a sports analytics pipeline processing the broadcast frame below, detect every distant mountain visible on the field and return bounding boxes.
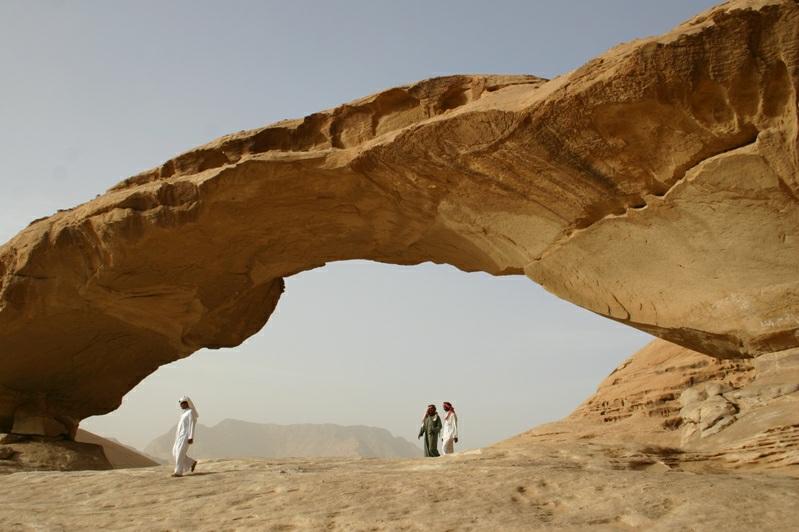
[144,419,421,462]
[75,429,160,468]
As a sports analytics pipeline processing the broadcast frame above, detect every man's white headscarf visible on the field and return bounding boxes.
[178,395,199,422]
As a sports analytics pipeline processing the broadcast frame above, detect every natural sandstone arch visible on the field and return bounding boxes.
[0,0,797,437]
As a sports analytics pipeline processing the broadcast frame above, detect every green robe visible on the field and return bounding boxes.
[418,414,442,457]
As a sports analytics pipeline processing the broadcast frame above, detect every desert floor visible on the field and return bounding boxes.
[3,442,799,531]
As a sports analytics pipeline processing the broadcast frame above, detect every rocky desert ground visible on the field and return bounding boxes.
[1,441,797,531]
[3,338,797,531]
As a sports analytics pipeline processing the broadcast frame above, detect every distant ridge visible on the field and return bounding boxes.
[144,419,421,462]
[75,429,160,468]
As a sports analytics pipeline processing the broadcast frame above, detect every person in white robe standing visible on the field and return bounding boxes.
[172,396,198,477]
[440,401,459,455]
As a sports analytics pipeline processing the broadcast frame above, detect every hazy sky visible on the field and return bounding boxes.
[0,0,717,451]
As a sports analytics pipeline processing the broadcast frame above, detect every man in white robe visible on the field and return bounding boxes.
[172,396,198,477]
[440,401,459,455]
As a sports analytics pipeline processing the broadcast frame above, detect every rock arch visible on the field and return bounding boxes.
[0,0,797,437]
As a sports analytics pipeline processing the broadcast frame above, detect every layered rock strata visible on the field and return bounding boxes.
[570,339,756,436]
[514,339,799,474]
[0,0,797,435]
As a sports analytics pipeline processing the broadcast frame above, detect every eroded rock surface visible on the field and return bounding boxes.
[0,0,797,434]
[4,450,799,531]
[514,338,799,474]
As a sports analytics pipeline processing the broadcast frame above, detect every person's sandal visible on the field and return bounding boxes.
[191,460,197,472]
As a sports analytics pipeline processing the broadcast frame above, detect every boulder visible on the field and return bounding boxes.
[680,392,738,441]
[0,446,15,460]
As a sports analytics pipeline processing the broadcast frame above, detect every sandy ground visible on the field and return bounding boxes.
[3,442,798,531]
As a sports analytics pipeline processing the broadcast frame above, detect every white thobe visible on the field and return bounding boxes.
[441,412,458,455]
[172,409,196,475]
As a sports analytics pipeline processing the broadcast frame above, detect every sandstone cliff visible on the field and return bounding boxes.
[0,0,797,436]
[509,339,799,474]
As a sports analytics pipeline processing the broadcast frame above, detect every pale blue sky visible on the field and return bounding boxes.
[0,0,716,450]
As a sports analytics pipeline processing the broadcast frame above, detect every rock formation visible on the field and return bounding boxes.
[0,432,111,473]
[512,338,799,474]
[0,429,158,472]
[0,0,797,436]
[568,339,756,441]
[144,420,421,462]
[74,429,160,468]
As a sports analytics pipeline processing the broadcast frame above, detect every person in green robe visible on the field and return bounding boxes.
[418,404,442,457]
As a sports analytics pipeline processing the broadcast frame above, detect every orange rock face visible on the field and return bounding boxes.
[571,339,756,436]
[0,0,798,435]
[513,339,799,474]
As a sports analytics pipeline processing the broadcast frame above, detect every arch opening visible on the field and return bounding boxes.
[80,260,653,453]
